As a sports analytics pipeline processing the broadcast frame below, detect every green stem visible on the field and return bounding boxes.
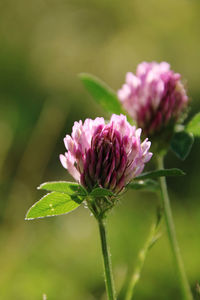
[157,155,193,300]
[98,218,116,300]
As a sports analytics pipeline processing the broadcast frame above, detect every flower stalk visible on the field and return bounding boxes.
[98,217,116,300]
[157,155,193,300]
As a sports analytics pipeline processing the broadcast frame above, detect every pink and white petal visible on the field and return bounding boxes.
[66,154,80,182]
[143,152,153,163]
[141,139,151,154]
[118,84,132,102]
[64,135,75,154]
[133,164,145,178]
[59,154,67,169]
[135,128,142,139]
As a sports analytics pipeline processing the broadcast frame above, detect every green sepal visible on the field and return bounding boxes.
[25,192,81,220]
[127,179,160,192]
[170,131,194,160]
[90,187,114,197]
[186,112,200,137]
[135,168,185,180]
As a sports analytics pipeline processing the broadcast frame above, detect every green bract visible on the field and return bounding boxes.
[170,131,194,160]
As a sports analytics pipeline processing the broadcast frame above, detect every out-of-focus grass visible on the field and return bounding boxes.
[0,0,200,299]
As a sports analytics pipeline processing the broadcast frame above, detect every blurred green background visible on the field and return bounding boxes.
[0,0,200,299]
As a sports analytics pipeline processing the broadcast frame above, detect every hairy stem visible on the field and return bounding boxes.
[98,218,116,300]
[157,155,192,300]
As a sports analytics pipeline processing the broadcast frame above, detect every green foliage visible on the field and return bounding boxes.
[186,112,200,137]
[25,192,81,220]
[38,181,87,196]
[135,168,185,180]
[26,181,88,220]
[170,131,194,160]
[79,73,127,117]
[26,183,116,220]
[127,179,160,192]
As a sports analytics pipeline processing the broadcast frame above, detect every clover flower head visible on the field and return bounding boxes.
[118,62,188,136]
[60,114,152,193]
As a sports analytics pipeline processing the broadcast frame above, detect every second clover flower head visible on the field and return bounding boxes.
[60,114,152,194]
[118,62,188,137]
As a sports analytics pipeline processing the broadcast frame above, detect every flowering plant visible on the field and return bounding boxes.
[26,61,200,300]
[79,63,200,300]
[26,114,153,299]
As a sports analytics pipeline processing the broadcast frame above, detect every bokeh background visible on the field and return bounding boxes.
[0,0,200,299]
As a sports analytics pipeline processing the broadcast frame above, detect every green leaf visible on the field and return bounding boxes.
[170,131,194,160]
[90,187,114,197]
[25,192,81,220]
[186,112,200,137]
[38,181,87,196]
[135,168,185,180]
[127,179,160,192]
[79,73,125,115]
